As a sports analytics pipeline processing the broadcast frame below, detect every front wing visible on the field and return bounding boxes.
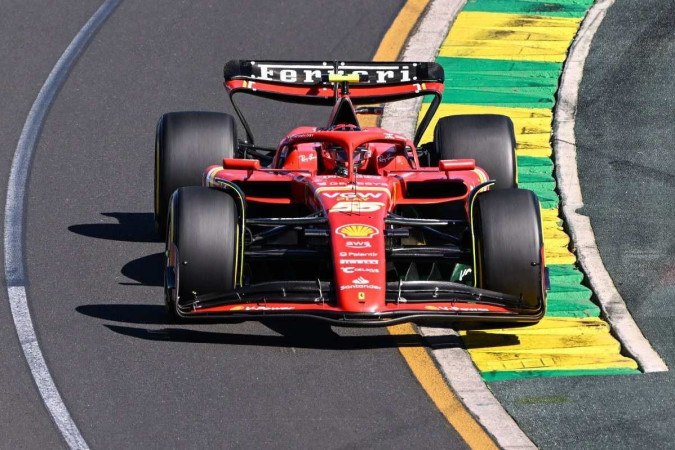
[176,281,545,327]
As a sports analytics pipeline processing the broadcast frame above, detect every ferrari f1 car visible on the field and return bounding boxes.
[154,60,547,326]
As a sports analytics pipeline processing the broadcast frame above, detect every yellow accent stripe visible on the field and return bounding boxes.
[440,12,583,62]
[205,166,221,187]
[389,324,498,449]
[460,318,638,372]
[473,167,488,184]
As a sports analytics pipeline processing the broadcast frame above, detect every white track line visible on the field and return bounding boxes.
[553,0,668,373]
[382,1,538,448]
[3,1,121,448]
[419,327,536,449]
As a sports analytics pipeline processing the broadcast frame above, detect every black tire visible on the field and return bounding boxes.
[434,114,517,189]
[472,188,545,310]
[154,111,237,238]
[166,186,239,319]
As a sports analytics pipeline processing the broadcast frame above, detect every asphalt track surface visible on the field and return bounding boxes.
[0,1,470,448]
[491,1,674,448]
[3,1,673,449]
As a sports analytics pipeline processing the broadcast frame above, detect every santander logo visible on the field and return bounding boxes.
[352,276,369,284]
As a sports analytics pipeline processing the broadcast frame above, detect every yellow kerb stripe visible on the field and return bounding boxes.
[440,12,583,62]
[461,318,639,372]
[418,103,554,157]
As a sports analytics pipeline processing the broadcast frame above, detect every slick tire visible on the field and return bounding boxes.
[434,114,517,189]
[154,111,237,239]
[166,186,238,320]
[472,188,545,310]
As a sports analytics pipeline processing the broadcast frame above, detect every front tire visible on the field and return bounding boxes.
[434,114,517,189]
[472,188,545,310]
[165,186,239,320]
[155,111,237,239]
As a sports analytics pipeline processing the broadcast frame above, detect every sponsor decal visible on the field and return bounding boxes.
[335,224,379,238]
[299,153,317,163]
[354,180,388,186]
[231,306,295,311]
[346,251,377,257]
[346,241,372,249]
[358,292,366,300]
[253,63,413,85]
[330,201,384,213]
[340,267,380,274]
[339,259,378,265]
[340,284,381,291]
[377,148,397,165]
[339,251,377,257]
[322,192,383,201]
[424,305,489,312]
[352,276,369,284]
[288,132,316,140]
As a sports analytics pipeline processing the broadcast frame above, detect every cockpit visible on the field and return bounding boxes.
[276,137,416,176]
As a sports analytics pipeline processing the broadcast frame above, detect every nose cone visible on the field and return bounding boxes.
[331,220,385,312]
[316,185,390,312]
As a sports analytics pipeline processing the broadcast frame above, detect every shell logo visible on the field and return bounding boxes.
[335,224,379,239]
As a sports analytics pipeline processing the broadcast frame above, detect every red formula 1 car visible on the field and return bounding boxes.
[154,60,546,326]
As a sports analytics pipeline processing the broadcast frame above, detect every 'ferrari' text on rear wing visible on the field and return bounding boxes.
[223,60,443,105]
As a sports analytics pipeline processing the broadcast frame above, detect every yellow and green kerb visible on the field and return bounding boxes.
[419,0,639,381]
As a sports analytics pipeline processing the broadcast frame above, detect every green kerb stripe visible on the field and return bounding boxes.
[547,264,598,318]
[463,0,594,17]
[519,157,558,208]
[483,367,640,382]
[436,57,563,108]
[518,156,553,175]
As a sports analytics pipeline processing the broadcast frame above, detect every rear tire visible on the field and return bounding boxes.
[472,188,545,310]
[434,114,517,189]
[155,111,237,239]
[165,186,239,320]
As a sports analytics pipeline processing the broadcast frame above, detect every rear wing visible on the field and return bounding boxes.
[224,60,443,104]
[223,60,445,145]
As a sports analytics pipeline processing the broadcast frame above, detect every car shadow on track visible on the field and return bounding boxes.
[75,303,485,350]
[69,212,165,286]
[68,212,161,243]
[120,252,163,286]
